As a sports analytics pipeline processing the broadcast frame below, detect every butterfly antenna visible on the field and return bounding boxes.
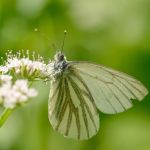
[61,30,67,52]
[34,28,50,41]
[34,28,52,49]
[52,43,58,51]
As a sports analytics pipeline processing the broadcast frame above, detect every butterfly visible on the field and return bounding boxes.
[48,51,148,140]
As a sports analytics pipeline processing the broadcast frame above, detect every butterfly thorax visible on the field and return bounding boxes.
[47,51,68,80]
[54,51,68,71]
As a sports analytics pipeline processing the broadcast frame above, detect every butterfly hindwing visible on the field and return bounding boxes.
[48,72,99,140]
[69,62,148,114]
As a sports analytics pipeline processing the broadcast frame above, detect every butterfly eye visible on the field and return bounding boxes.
[59,54,64,61]
[54,51,64,62]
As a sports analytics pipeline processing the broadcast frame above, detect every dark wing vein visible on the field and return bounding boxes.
[71,67,127,112]
[117,76,145,96]
[106,84,128,111]
[70,69,97,111]
[68,75,99,135]
[73,66,143,101]
[55,78,68,130]
[114,77,139,99]
[99,65,147,97]
[67,76,90,138]
[50,77,64,118]
[74,108,80,139]
[65,105,72,136]
[64,79,79,138]
[50,78,62,102]
[72,68,112,84]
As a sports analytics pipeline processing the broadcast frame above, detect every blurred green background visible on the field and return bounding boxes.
[0,0,150,150]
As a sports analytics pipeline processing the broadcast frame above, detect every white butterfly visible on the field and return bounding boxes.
[48,51,148,140]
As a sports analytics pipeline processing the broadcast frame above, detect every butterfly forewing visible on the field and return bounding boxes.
[69,62,148,114]
[48,72,99,140]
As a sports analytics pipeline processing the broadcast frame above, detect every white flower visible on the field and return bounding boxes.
[0,82,12,98]
[7,57,22,69]
[0,75,12,83]
[13,80,29,93]
[46,62,55,75]
[42,62,56,81]
[0,66,8,74]
[0,79,38,109]
[5,50,47,80]
[3,90,20,109]
[27,89,38,98]
[44,61,63,81]
[21,58,32,66]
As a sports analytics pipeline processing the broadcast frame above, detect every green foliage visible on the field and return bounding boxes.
[0,0,150,150]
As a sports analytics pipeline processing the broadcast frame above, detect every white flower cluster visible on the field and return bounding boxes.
[0,75,38,109]
[45,62,55,79]
[1,50,47,80]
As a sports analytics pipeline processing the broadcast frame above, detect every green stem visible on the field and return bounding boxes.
[0,108,14,127]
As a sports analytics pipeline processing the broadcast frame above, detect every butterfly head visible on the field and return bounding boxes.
[54,51,66,62]
[48,51,68,78]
